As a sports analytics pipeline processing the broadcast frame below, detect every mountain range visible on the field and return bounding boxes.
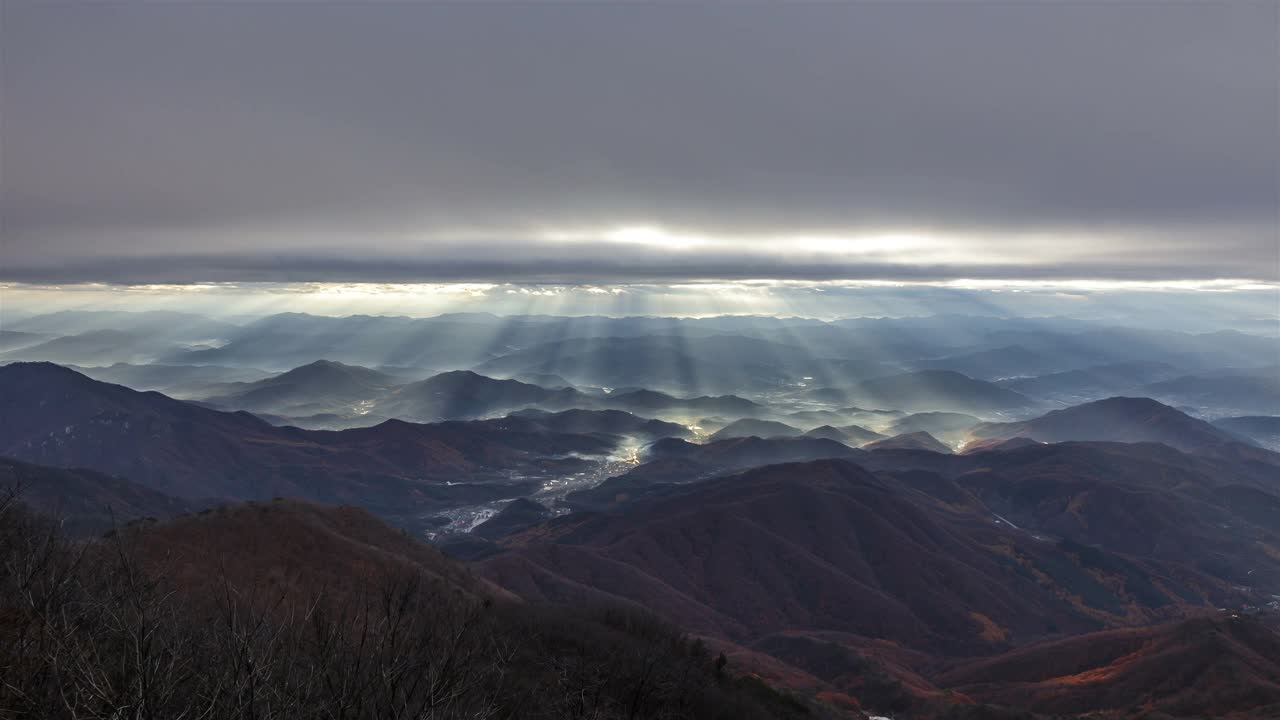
[0,363,618,528]
[971,396,1249,452]
[3,308,1279,718]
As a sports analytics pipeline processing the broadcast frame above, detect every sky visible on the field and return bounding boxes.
[1,2,1278,319]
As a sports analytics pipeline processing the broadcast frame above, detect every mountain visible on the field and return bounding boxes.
[565,436,865,509]
[506,408,691,441]
[568,436,1280,608]
[910,344,1063,380]
[471,498,553,540]
[887,411,979,433]
[131,498,495,602]
[864,431,952,454]
[1143,370,1280,414]
[2,312,242,365]
[0,457,196,536]
[708,418,803,441]
[474,334,823,394]
[1,362,283,498]
[481,459,1241,659]
[163,312,524,369]
[841,407,907,425]
[795,386,857,404]
[833,424,888,445]
[0,330,50,352]
[201,359,400,415]
[482,445,1280,716]
[249,411,390,431]
[7,310,238,341]
[171,312,810,372]
[958,436,1040,454]
[1003,361,1180,399]
[374,370,587,421]
[971,396,1250,453]
[1214,416,1280,451]
[784,410,850,428]
[938,615,1280,718]
[0,363,614,526]
[603,388,762,418]
[511,372,574,388]
[846,370,1034,414]
[644,435,861,470]
[802,425,853,442]
[973,327,1278,374]
[945,440,1280,588]
[886,412,980,445]
[2,497,806,720]
[1,329,159,365]
[70,362,275,397]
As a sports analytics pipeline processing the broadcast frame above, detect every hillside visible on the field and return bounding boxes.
[939,615,1280,718]
[0,363,614,523]
[474,334,820,394]
[911,344,1061,380]
[971,396,1249,452]
[886,413,980,445]
[0,330,51,352]
[130,499,497,602]
[374,369,588,421]
[1215,415,1280,451]
[201,359,400,415]
[802,425,854,442]
[1144,370,1280,414]
[835,424,889,445]
[1004,361,1180,399]
[1,329,157,365]
[604,389,763,418]
[0,497,812,720]
[864,431,953,454]
[847,370,1034,413]
[481,459,1242,657]
[708,418,803,441]
[506,407,692,441]
[943,440,1280,588]
[73,362,275,397]
[0,457,196,536]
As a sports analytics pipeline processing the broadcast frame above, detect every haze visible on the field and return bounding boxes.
[6,3,1280,718]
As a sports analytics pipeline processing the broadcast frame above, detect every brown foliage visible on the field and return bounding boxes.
[0,487,814,719]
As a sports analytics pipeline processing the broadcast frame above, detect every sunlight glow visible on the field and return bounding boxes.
[605,227,709,250]
[542,226,711,250]
[790,234,935,255]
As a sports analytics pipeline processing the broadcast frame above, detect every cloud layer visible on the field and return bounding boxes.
[2,2,1277,284]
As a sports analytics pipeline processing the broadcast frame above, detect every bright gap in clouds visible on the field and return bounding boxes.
[542,226,942,258]
[790,235,935,255]
[2,279,1276,336]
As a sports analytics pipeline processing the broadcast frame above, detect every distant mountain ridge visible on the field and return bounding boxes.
[203,359,400,414]
[865,431,952,454]
[1143,369,1280,414]
[804,370,1034,414]
[972,396,1250,452]
[0,363,615,527]
[1003,361,1180,398]
[708,418,803,441]
[1214,416,1280,451]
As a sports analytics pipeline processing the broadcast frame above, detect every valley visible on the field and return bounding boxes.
[1,309,1278,719]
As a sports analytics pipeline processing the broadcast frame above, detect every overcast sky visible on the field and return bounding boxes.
[2,1,1277,286]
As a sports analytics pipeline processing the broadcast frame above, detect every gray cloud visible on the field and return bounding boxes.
[2,1,1277,283]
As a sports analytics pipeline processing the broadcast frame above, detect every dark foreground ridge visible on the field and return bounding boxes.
[0,494,816,720]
